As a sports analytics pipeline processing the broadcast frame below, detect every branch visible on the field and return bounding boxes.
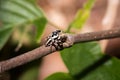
[0,28,120,73]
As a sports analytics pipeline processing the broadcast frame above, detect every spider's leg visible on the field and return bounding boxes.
[57,41,63,50]
[52,42,59,50]
[50,45,53,52]
[45,37,52,47]
[50,39,54,52]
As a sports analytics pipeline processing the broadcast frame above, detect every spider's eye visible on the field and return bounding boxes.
[54,32,57,35]
[52,33,57,37]
[52,35,54,37]
[56,30,61,33]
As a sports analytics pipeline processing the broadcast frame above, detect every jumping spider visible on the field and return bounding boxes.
[45,30,67,50]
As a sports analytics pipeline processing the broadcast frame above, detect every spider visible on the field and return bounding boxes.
[45,30,66,50]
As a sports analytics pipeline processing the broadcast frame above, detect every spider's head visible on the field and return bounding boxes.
[56,30,61,33]
[52,30,61,36]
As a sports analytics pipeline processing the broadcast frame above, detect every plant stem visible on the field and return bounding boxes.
[0,28,120,73]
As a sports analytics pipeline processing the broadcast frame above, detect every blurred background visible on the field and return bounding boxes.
[0,0,120,80]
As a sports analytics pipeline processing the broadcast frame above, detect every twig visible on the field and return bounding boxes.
[0,28,120,73]
[73,28,120,43]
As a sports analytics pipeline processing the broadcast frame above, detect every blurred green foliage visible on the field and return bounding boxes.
[0,0,47,49]
[18,66,39,80]
[45,72,74,80]
[0,0,47,79]
[0,25,13,50]
[46,42,120,80]
[45,0,120,80]
[67,0,95,32]
[0,0,120,80]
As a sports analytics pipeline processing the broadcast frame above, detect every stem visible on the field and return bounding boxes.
[73,28,120,43]
[0,28,120,73]
[66,25,72,33]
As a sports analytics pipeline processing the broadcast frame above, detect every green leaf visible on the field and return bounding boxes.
[67,0,96,32]
[18,60,40,80]
[18,66,39,80]
[0,0,47,43]
[34,18,47,43]
[0,25,13,50]
[70,9,90,29]
[61,42,120,80]
[61,42,102,76]
[45,72,74,80]
[81,58,120,80]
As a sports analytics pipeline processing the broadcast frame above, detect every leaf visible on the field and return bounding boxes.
[18,66,39,80]
[67,0,96,32]
[70,9,90,29]
[61,42,102,76]
[0,0,47,43]
[45,72,74,80]
[61,42,120,80]
[0,25,13,50]
[81,58,120,80]
[33,18,47,43]
[18,60,40,80]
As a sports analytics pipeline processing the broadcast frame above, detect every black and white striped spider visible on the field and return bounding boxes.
[45,30,66,50]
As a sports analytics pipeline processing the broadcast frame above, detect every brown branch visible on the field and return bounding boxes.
[73,28,120,43]
[0,28,120,73]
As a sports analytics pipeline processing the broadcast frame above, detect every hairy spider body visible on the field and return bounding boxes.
[45,30,65,50]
